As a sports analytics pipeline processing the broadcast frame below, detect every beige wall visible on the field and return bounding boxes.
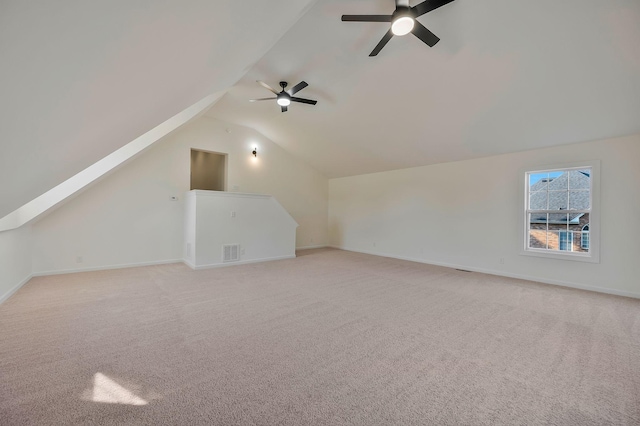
[329,134,640,297]
[31,116,328,274]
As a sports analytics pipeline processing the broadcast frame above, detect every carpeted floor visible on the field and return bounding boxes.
[1,248,639,425]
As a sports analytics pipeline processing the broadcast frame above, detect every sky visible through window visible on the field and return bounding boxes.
[529,171,563,185]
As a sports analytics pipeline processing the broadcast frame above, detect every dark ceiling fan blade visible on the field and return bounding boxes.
[341,15,393,22]
[291,97,317,105]
[412,0,455,17]
[249,97,276,102]
[370,30,394,56]
[289,81,308,95]
[257,80,279,95]
[411,22,440,47]
[281,105,288,113]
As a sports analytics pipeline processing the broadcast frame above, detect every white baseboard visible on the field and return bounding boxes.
[296,245,328,250]
[330,245,640,300]
[0,274,33,305]
[33,259,183,277]
[185,254,296,270]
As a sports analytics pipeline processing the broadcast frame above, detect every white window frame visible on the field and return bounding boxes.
[520,160,600,263]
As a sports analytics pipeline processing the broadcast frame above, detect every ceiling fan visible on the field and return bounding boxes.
[250,81,318,112]
[342,0,455,56]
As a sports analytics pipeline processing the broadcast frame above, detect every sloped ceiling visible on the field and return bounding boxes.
[207,0,640,178]
[0,0,316,218]
[2,0,639,221]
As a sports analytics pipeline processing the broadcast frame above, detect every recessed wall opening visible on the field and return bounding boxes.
[190,149,227,191]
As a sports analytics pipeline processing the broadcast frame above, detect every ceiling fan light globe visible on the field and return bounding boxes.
[391,16,414,36]
[277,96,291,107]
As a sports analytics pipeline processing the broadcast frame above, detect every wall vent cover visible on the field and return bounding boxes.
[222,244,240,262]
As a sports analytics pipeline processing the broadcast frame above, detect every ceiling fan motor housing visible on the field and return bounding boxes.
[277,93,291,106]
[391,7,415,36]
[393,6,413,19]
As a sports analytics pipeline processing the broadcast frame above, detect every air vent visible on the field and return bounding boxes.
[222,244,240,263]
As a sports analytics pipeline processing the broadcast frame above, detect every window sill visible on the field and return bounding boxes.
[520,249,600,264]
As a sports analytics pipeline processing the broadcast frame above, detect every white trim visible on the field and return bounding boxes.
[186,254,296,270]
[0,274,33,305]
[330,245,640,300]
[521,247,593,262]
[32,259,183,277]
[188,190,272,199]
[296,245,328,250]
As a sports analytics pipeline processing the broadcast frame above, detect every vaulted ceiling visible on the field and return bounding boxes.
[2,0,639,219]
[208,0,640,178]
[0,0,316,218]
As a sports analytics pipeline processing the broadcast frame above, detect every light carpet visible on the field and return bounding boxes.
[1,248,639,425]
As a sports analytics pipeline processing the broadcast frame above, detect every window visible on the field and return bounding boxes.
[523,161,599,262]
[581,225,590,249]
[559,231,571,251]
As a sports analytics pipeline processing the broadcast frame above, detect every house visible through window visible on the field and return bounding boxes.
[581,224,590,250]
[525,166,592,258]
[559,231,571,251]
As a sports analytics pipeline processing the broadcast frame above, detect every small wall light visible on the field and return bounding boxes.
[252,148,257,157]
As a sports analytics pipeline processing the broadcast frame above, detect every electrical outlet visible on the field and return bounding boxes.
[499,258,505,264]
[373,242,376,247]
[231,211,236,218]
[76,256,83,264]
[241,248,246,255]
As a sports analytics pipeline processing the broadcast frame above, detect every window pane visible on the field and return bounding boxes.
[569,169,590,189]
[569,190,590,210]
[559,231,572,251]
[548,213,569,230]
[548,191,568,210]
[568,213,580,225]
[529,173,549,191]
[529,191,547,210]
[577,213,590,253]
[546,230,560,251]
[528,213,547,249]
[529,230,547,249]
[580,232,590,252]
[547,172,567,190]
[529,212,547,225]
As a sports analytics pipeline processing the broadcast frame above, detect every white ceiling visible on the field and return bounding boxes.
[0,0,315,218]
[2,0,639,221]
[207,0,640,178]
